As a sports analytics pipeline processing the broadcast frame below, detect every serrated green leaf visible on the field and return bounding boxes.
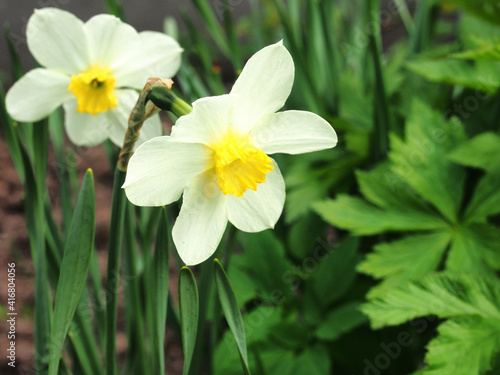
[465,172,500,222]
[178,267,199,375]
[361,273,500,329]
[448,132,500,172]
[406,59,500,94]
[424,316,500,375]
[313,195,447,235]
[48,170,96,375]
[446,224,500,274]
[359,232,451,298]
[389,100,466,223]
[315,301,367,341]
[214,259,251,375]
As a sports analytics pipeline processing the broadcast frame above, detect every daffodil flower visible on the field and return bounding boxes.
[6,8,182,147]
[123,41,338,265]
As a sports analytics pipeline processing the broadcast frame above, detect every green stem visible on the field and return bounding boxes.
[123,203,148,375]
[105,168,127,375]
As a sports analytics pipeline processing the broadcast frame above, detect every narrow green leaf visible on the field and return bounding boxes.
[105,168,127,375]
[214,259,251,375]
[0,85,23,179]
[152,208,170,375]
[179,267,199,375]
[48,170,96,375]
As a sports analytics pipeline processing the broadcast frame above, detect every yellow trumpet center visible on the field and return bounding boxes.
[68,65,118,115]
[213,132,274,197]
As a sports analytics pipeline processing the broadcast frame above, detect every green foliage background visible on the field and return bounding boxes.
[3,0,500,374]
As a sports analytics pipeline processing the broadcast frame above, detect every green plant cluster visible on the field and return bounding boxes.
[3,0,500,374]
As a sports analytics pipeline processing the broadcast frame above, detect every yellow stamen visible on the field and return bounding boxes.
[68,65,118,115]
[213,131,273,197]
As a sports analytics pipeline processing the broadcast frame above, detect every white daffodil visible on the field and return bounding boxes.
[6,8,182,147]
[123,41,337,266]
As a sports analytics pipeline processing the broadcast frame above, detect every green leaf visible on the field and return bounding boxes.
[450,40,500,61]
[214,259,251,375]
[48,170,96,375]
[361,273,500,329]
[313,195,446,235]
[294,345,331,375]
[406,59,500,94]
[235,230,293,300]
[446,224,500,274]
[307,236,360,309]
[389,100,466,223]
[448,132,500,172]
[424,316,500,375]
[359,232,451,298]
[152,208,170,375]
[315,301,368,341]
[465,172,500,222]
[178,267,199,375]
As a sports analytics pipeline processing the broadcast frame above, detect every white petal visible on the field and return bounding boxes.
[123,137,213,207]
[27,8,90,73]
[85,14,139,67]
[6,68,71,122]
[172,170,227,266]
[250,110,338,155]
[113,31,183,88]
[230,41,294,135]
[227,160,285,232]
[63,100,109,146]
[170,95,236,145]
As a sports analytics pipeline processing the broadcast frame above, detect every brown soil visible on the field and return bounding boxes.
[0,133,183,374]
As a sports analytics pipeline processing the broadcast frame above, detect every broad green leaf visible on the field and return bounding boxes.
[270,320,311,350]
[358,232,451,298]
[315,301,368,341]
[356,164,437,214]
[465,172,500,222]
[214,259,251,375]
[294,345,331,375]
[406,59,500,94]
[178,267,199,375]
[48,170,96,375]
[313,195,447,235]
[361,273,500,329]
[448,132,500,172]
[450,40,500,61]
[389,100,466,223]
[307,236,360,309]
[446,224,500,274]
[236,230,293,300]
[424,316,500,375]
[445,0,500,25]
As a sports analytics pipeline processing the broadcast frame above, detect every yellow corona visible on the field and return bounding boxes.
[68,65,118,115]
[213,131,274,197]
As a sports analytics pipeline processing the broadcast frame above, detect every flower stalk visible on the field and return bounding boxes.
[117,77,193,171]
